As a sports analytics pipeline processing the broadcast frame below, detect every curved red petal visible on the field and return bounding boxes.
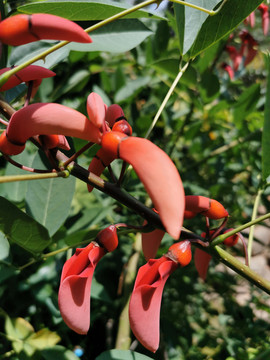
[0,14,92,46]
[0,65,55,91]
[58,244,105,334]
[105,104,126,128]
[194,248,212,281]
[87,92,106,129]
[129,258,178,352]
[87,147,116,192]
[0,103,102,155]
[141,227,165,261]
[119,137,185,240]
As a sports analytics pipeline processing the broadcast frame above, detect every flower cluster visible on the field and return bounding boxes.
[221,3,269,79]
[0,11,245,354]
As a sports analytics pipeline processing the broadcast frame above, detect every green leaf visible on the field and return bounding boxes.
[233,83,261,128]
[262,53,270,181]
[18,0,164,20]
[115,76,151,103]
[188,0,264,58]
[174,0,220,55]
[26,329,61,350]
[41,345,80,360]
[9,40,69,67]
[25,152,76,236]
[67,20,153,53]
[96,349,154,360]
[2,151,35,203]
[0,197,50,254]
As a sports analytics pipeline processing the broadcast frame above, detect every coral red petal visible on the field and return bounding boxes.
[0,103,102,155]
[141,227,165,261]
[87,148,116,192]
[194,248,212,281]
[58,244,105,334]
[0,65,55,91]
[105,104,126,128]
[0,14,92,46]
[118,136,185,240]
[129,258,178,352]
[87,92,106,129]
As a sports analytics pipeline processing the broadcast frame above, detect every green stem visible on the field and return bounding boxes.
[0,0,158,88]
[169,0,228,15]
[145,61,189,139]
[212,245,270,295]
[211,212,270,246]
[0,170,69,183]
[248,188,263,265]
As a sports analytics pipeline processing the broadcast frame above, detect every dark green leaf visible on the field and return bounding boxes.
[233,84,261,127]
[189,0,264,58]
[174,0,220,55]
[0,197,50,254]
[41,345,80,360]
[96,350,154,360]
[18,0,164,20]
[25,152,76,236]
[262,53,270,181]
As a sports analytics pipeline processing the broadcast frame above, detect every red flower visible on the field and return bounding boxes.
[58,242,105,334]
[258,4,269,36]
[58,226,118,334]
[0,103,103,155]
[0,13,91,46]
[129,241,192,352]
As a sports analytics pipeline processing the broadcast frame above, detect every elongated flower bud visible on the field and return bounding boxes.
[101,132,185,240]
[0,65,55,91]
[0,103,102,155]
[0,14,92,46]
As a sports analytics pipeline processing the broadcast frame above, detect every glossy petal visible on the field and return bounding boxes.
[141,225,165,261]
[105,104,126,128]
[101,132,185,240]
[58,242,105,334]
[194,248,212,280]
[87,92,106,129]
[185,195,228,219]
[39,134,70,151]
[0,14,92,46]
[0,65,55,91]
[129,257,178,352]
[0,103,102,155]
[87,148,116,192]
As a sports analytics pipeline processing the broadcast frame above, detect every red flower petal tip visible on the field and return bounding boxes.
[105,104,126,128]
[141,225,165,261]
[101,132,185,240]
[96,225,118,252]
[129,256,178,352]
[185,195,228,219]
[194,248,212,281]
[0,65,55,91]
[167,240,192,267]
[0,14,92,46]
[112,120,132,136]
[58,242,105,334]
[87,92,106,129]
[223,229,239,247]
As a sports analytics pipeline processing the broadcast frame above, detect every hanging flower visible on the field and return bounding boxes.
[129,241,192,352]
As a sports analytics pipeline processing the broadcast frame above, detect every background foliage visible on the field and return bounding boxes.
[0,0,270,359]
